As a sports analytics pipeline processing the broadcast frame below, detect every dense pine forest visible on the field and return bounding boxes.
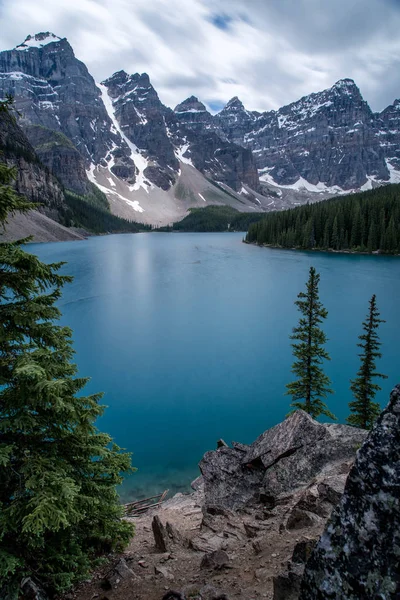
[245,184,400,254]
[62,188,151,234]
[160,205,266,232]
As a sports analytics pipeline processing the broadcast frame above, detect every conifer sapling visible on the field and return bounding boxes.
[347,294,387,429]
[286,266,335,420]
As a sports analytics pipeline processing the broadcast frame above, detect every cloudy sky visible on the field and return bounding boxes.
[0,0,399,113]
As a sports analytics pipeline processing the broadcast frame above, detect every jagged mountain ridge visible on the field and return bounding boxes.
[217,78,400,191]
[0,32,399,228]
[0,33,265,226]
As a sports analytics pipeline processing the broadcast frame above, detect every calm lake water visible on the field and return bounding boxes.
[31,232,400,501]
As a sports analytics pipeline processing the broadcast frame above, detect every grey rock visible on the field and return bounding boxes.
[200,549,230,570]
[291,539,318,564]
[286,508,322,531]
[104,558,137,589]
[300,384,400,600]
[198,585,223,600]
[243,522,261,538]
[191,476,204,491]
[174,96,213,131]
[273,563,303,600]
[252,536,271,555]
[189,532,226,553]
[199,410,366,511]
[155,565,174,581]
[152,515,170,552]
[215,97,257,147]
[376,99,400,173]
[166,521,187,546]
[162,591,186,600]
[20,578,48,600]
[316,473,348,506]
[217,439,228,448]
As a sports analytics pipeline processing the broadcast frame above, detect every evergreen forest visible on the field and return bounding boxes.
[160,205,266,232]
[246,184,400,254]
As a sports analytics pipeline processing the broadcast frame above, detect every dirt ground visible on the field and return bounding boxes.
[65,483,328,600]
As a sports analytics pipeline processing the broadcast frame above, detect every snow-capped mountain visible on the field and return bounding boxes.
[1,32,400,226]
[218,79,395,192]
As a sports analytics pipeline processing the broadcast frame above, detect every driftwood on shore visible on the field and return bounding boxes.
[124,490,169,516]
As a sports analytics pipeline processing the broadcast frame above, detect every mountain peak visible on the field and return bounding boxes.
[15,32,62,51]
[223,96,245,111]
[334,78,356,87]
[174,96,208,114]
[103,70,129,86]
[137,73,151,85]
[331,78,360,95]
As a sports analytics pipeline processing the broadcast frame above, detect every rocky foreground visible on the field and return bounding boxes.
[54,386,400,600]
[59,391,398,600]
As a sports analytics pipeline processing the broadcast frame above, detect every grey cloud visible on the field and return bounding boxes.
[0,0,399,113]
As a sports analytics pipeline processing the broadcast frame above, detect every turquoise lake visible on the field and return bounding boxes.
[31,232,400,502]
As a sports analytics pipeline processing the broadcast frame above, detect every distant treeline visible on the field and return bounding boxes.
[62,188,150,234]
[246,184,400,254]
[159,205,267,232]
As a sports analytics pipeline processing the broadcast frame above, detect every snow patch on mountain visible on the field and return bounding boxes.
[96,83,152,193]
[175,143,194,166]
[87,163,144,213]
[259,169,349,195]
[16,33,61,51]
[386,159,400,183]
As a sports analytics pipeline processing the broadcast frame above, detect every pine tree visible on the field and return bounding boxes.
[330,216,339,250]
[0,100,134,596]
[285,267,335,420]
[347,295,387,429]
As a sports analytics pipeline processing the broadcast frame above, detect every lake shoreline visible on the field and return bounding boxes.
[243,239,400,257]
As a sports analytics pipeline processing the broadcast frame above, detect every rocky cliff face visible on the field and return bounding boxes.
[0,107,64,217]
[300,385,400,600]
[23,124,90,195]
[102,70,177,190]
[377,99,400,175]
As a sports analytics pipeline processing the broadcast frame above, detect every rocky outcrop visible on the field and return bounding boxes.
[67,409,371,600]
[300,385,400,600]
[199,410,367,511]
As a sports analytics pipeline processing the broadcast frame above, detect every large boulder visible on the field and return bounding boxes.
[300,385,400,600]
[199,411,366,511]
